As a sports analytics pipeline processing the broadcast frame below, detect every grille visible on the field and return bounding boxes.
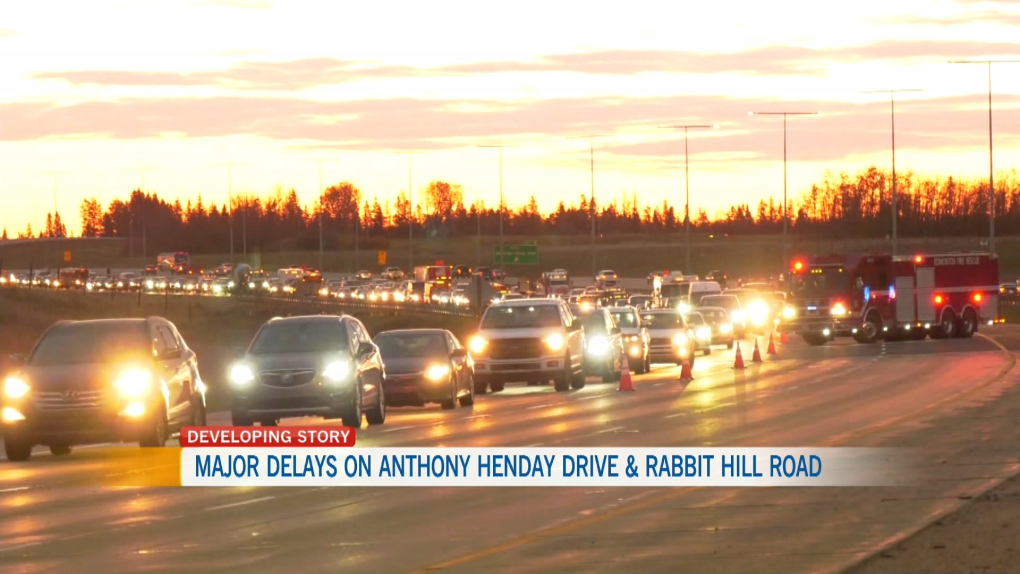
[491,362,541,371]
[260,370,317,388]
[35,390,105,410]
[650,338,673,347]
[486,338,545,360]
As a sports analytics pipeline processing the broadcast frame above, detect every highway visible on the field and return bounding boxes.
[1,331,1018,574]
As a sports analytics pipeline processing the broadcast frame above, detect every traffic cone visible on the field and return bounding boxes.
[780,330,789,344]
[752,338,763,363]
[767,332,778,356]
[679,357,694,381]
[733,342,746,369]
[618,355,635,392]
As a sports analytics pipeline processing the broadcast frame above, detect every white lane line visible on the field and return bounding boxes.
[0,542,42,553]
[577,393,613,401]
[596,426,626,434]
[664,412,688,419]
[380,425,416,433]
[653,382,665,387]
[204,496,276,512]
[525,403,553,411]
[0,487,30,493]
[463,414,490,420]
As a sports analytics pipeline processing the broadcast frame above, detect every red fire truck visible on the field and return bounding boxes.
[779,253,1001,345]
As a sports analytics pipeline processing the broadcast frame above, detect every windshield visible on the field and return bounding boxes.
[700,295,740,311]
[660,284,687,299]
[609,309,639,327]
[698,308,728,323]
[686,313,706,325]
[793,267,851,298]
[30,322,150,366]
[578,313,609,334]
[375,333,448,358]
[641,312,685,329]
[249,321,350,355]
[481,305,562,329]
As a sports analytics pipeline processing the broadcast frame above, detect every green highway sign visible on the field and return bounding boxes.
[495,244,538,265]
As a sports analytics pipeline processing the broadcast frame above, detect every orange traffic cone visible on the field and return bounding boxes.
[679,357,693,381]
[618,355,635,392]
[780,330,789,344]
[733,342,746,369]
[767,332,778,356]
[752,338,763,363]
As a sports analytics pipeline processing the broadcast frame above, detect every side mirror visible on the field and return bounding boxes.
[9,353,25,365]
[450,348,468,358]
[357,342,375,357]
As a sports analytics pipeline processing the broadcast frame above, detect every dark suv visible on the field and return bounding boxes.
[229,315,386,428]
[2,318,207,461]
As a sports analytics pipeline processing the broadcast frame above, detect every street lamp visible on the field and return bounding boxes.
[213,163,245,263]
[658,123,718,273]
[477,145,517,269]
[749,112,819,276]
[392,151,424,270]
[861,90,922,255]
[131,167,159,261]
[948,59,1020,255]
[308,158,337,271]
[567,134,611,279]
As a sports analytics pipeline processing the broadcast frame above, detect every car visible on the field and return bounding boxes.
[608,306,650,374]
[640,309,696,367]
[374,329,474,409]
[356,270,373,280]
[698,294,746,338]
[696,306,735,349]
[627,295,652,309]
[595,269,619,288]
[684,311,713,356]
[382,267,405,280]
[568,288,586,299]
[469,299,585,393]
[2,318,207,461]
[210,278,232,296]
[453,265,473,279]
[228,315,386,428]
[576,308,624,382]
[724,288,770,333]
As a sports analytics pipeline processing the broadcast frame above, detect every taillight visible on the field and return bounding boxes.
[935,295,943,304]
[973,293,982,303]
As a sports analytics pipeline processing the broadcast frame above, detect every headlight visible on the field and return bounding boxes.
[673,333,688,346]
[3,377,30,399]
[749,301,769,324]
[782,306,797,319]
[697,327,711,339]
[719,322,732,334]
[469,336,487,354]
[628,335,640,342]
[677,302,691,314]
[249,282,256,289]
[580,302,592,311]
[323,361,350,381]
[146,280,154,289]
[587,337,610,355]
[426,364,451,381]
[262,281,270,289]
[213,284,223,293]
[230,365,255,386]
[544,334,565,351]
[831,302,848,317]
[731,310,745,324]
[114,369,151,397]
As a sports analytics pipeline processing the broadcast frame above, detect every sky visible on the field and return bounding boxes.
[1,0,1018,236]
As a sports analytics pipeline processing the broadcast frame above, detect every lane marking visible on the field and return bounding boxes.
[595,426,625,434]
[0,487,30,493]
[525,403,553,411]
[0,542,42,553]
[204,496,276,512]
[380,426,416,433]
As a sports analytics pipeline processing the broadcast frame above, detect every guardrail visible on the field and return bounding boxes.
[243,293,479,319]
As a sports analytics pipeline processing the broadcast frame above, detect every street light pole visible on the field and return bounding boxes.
[213,163,245,263]
[949,60,1020,255]
[132,167,158,261]
[567,135,610,279]
[749,112,819,276]
[659,124,717,273]
[862,90,922,255]
[477,145,518,269]
[40,171,68,267]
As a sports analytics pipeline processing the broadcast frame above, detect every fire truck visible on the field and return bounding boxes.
[540,269,571,297]
[779,253,1001,345]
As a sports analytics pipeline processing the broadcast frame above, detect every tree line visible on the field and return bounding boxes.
[2,166,1017,254]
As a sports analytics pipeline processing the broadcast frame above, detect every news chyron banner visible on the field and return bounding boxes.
[109,426,921,488]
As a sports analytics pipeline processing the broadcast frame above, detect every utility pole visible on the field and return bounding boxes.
[213,163,245,263]
[658,124,717,273]
[132,167,158,262]
[567,135,610,279]
[477,145,518,269]
[308,158,337,271]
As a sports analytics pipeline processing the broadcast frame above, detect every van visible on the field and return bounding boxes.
[665,281,722,310]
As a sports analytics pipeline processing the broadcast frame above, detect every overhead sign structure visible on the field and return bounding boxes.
[495,245,538,265]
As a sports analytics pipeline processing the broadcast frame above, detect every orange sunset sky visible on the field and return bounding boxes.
[1,0,1018,236]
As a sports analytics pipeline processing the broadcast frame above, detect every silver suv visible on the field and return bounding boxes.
[469,299,585,393]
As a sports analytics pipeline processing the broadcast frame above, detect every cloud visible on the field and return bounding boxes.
[872,9,1020,27]
[4,93,1015,166]
[28,40,1020,90]
[193,0,273,9]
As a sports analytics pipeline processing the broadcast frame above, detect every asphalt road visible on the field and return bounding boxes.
[2,330,1018,574]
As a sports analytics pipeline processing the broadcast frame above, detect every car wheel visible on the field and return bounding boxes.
[441,377,458,410]
[802,333,828,346]
[192,401,207,427]
[726,340,734,350]
[489,380,505,393]
[259,417,278,427]
[474,377,489,395]
[459,375,475,407]
[931,311,956,340]
[703,348,711,356]
[341,384,364,428]
[49,444,72,456]
[231,410,253,426]
[4,436,33,462]
[366,382,386,425]
[855,311,881,344]
[956,309,977,339]
[139,411,168,447]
